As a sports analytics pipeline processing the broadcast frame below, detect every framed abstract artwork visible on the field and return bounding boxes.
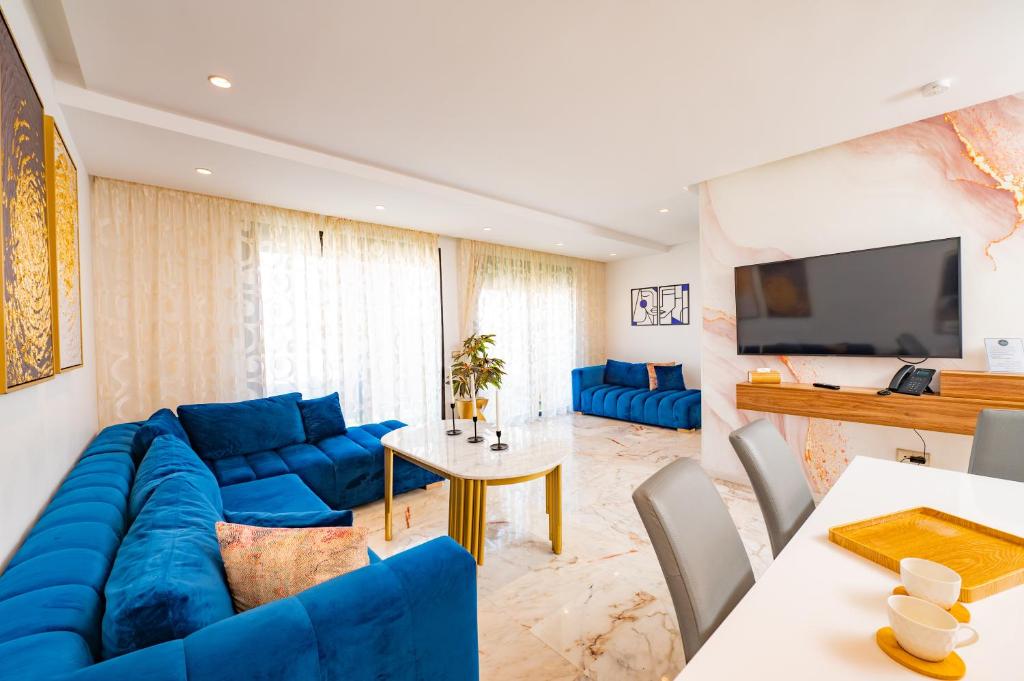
[631,287,658,326]
[0,11,52,392]
[658,283,690,325]
[46,116,82,370]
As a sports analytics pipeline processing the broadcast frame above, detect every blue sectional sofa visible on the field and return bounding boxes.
[0,393,478,681]
[572,360,701,430]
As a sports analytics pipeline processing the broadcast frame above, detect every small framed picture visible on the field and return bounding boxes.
[658,284,690,325]
[631,287,658,326]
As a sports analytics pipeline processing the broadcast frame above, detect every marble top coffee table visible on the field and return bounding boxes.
[380,418,568,565]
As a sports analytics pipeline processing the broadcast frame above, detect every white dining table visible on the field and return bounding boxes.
[676,456,1024,679]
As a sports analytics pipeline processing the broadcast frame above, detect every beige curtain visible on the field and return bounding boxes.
[93,178,441,426]
[93,178,263,425]
[458,240,605,422]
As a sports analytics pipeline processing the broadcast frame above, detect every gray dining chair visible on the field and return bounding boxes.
[729,419,815,558]
[968,409,1024,483]
[632,458,755,662]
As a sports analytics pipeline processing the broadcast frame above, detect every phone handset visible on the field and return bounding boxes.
[884,364,936,396]
[888,365,915,391]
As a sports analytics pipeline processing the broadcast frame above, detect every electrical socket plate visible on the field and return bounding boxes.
[897,448,930,466]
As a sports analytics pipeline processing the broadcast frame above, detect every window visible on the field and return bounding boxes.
[460,241,605,423]
[257,218,442,425]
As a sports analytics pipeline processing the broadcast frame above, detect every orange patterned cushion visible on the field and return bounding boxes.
[216,521,369,612]
[646,362,673,390]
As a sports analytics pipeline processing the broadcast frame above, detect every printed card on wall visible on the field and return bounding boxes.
[46,117,82,370]
[658,284,689,325]
[631,287,658,326]
[0,13,52,391]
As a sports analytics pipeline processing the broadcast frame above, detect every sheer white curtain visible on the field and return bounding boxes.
[459,240,605,423]
[93,178,441,426]
[256,213,441,425]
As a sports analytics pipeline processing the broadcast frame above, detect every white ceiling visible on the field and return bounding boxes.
[30,0,1024,261]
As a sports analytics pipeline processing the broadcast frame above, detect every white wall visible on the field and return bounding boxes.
[0,0,98,566]
[605,241,701,388]
[700,92,1024,494]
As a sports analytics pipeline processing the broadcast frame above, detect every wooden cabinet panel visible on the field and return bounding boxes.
[941,370,1024,403]
[735,381,1024,435]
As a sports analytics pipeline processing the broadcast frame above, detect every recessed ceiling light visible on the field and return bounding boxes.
[483,227,492,231]
[375,205,386,211]
[195,167,213,175]
[609,253,617,256]
[554,242,564,246]
[208,75,232,89]
[658,208,670,213]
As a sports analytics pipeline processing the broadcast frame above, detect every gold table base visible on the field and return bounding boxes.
[384,447,563,565]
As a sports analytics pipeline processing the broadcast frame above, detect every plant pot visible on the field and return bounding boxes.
[455,397,489,421]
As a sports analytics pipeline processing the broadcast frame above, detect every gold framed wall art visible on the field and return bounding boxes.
[45,116,82,371]
[0,10,52,393]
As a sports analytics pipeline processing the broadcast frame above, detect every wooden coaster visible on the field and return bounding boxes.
[893,586,971,623]
[876,627,965,679]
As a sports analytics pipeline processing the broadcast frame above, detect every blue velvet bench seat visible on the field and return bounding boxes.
[0,393,478,681]
[572,361,702,430]
[206,422,440,510]
[219,474,328,514]
[177,394,442,510]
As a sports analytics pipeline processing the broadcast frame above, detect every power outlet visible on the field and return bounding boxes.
[896,448,930,466]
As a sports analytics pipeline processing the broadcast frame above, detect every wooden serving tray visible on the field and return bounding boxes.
[829,507,1024,602]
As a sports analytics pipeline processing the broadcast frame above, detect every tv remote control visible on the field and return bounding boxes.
[812,382,841,390]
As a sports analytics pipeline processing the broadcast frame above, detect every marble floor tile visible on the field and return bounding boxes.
[478,595,580,681]
[355,414,770,681]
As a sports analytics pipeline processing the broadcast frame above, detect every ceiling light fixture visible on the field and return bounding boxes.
[920,79,951,97]
[375,205,386,211]
[208,75,232,89]
[195,167,213,175]
[483,227,492,231]
[609,253,617,256]
[554,242,564,246]
[658,208,670,213]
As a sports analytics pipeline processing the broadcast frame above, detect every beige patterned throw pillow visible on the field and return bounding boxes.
[646,363,673,390]
[216,522,369,612]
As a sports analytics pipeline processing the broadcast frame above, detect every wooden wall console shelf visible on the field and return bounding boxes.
[735,370,1024,435]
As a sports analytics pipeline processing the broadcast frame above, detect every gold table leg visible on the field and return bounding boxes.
[546,465,562,554]
[448,477,488,566]
[384,447,394,541]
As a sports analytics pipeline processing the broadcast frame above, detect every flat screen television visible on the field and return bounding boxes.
[734,237,962,357]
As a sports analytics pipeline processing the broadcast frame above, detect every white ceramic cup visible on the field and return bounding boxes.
[887,595,978,662]
[900,557,962,610]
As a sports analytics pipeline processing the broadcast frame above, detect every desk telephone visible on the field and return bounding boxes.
[885,365,936,396]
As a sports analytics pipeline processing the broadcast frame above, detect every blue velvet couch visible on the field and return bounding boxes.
[572,360,701,430]
[0,393,478,681]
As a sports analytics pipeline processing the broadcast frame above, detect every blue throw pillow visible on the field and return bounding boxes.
[604,359,633,386]
[606,360,650,389]
[298,392,347,441]
[102,476,233,659]
[130,408,191,464]
[654,364,686,391]
[177,393,305,460]
[624,363,650,389]
[129,435,222,521]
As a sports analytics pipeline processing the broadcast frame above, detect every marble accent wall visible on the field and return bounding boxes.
[700,93,1024,493]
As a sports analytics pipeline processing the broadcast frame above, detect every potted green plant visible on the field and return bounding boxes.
[450,333,506,420]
